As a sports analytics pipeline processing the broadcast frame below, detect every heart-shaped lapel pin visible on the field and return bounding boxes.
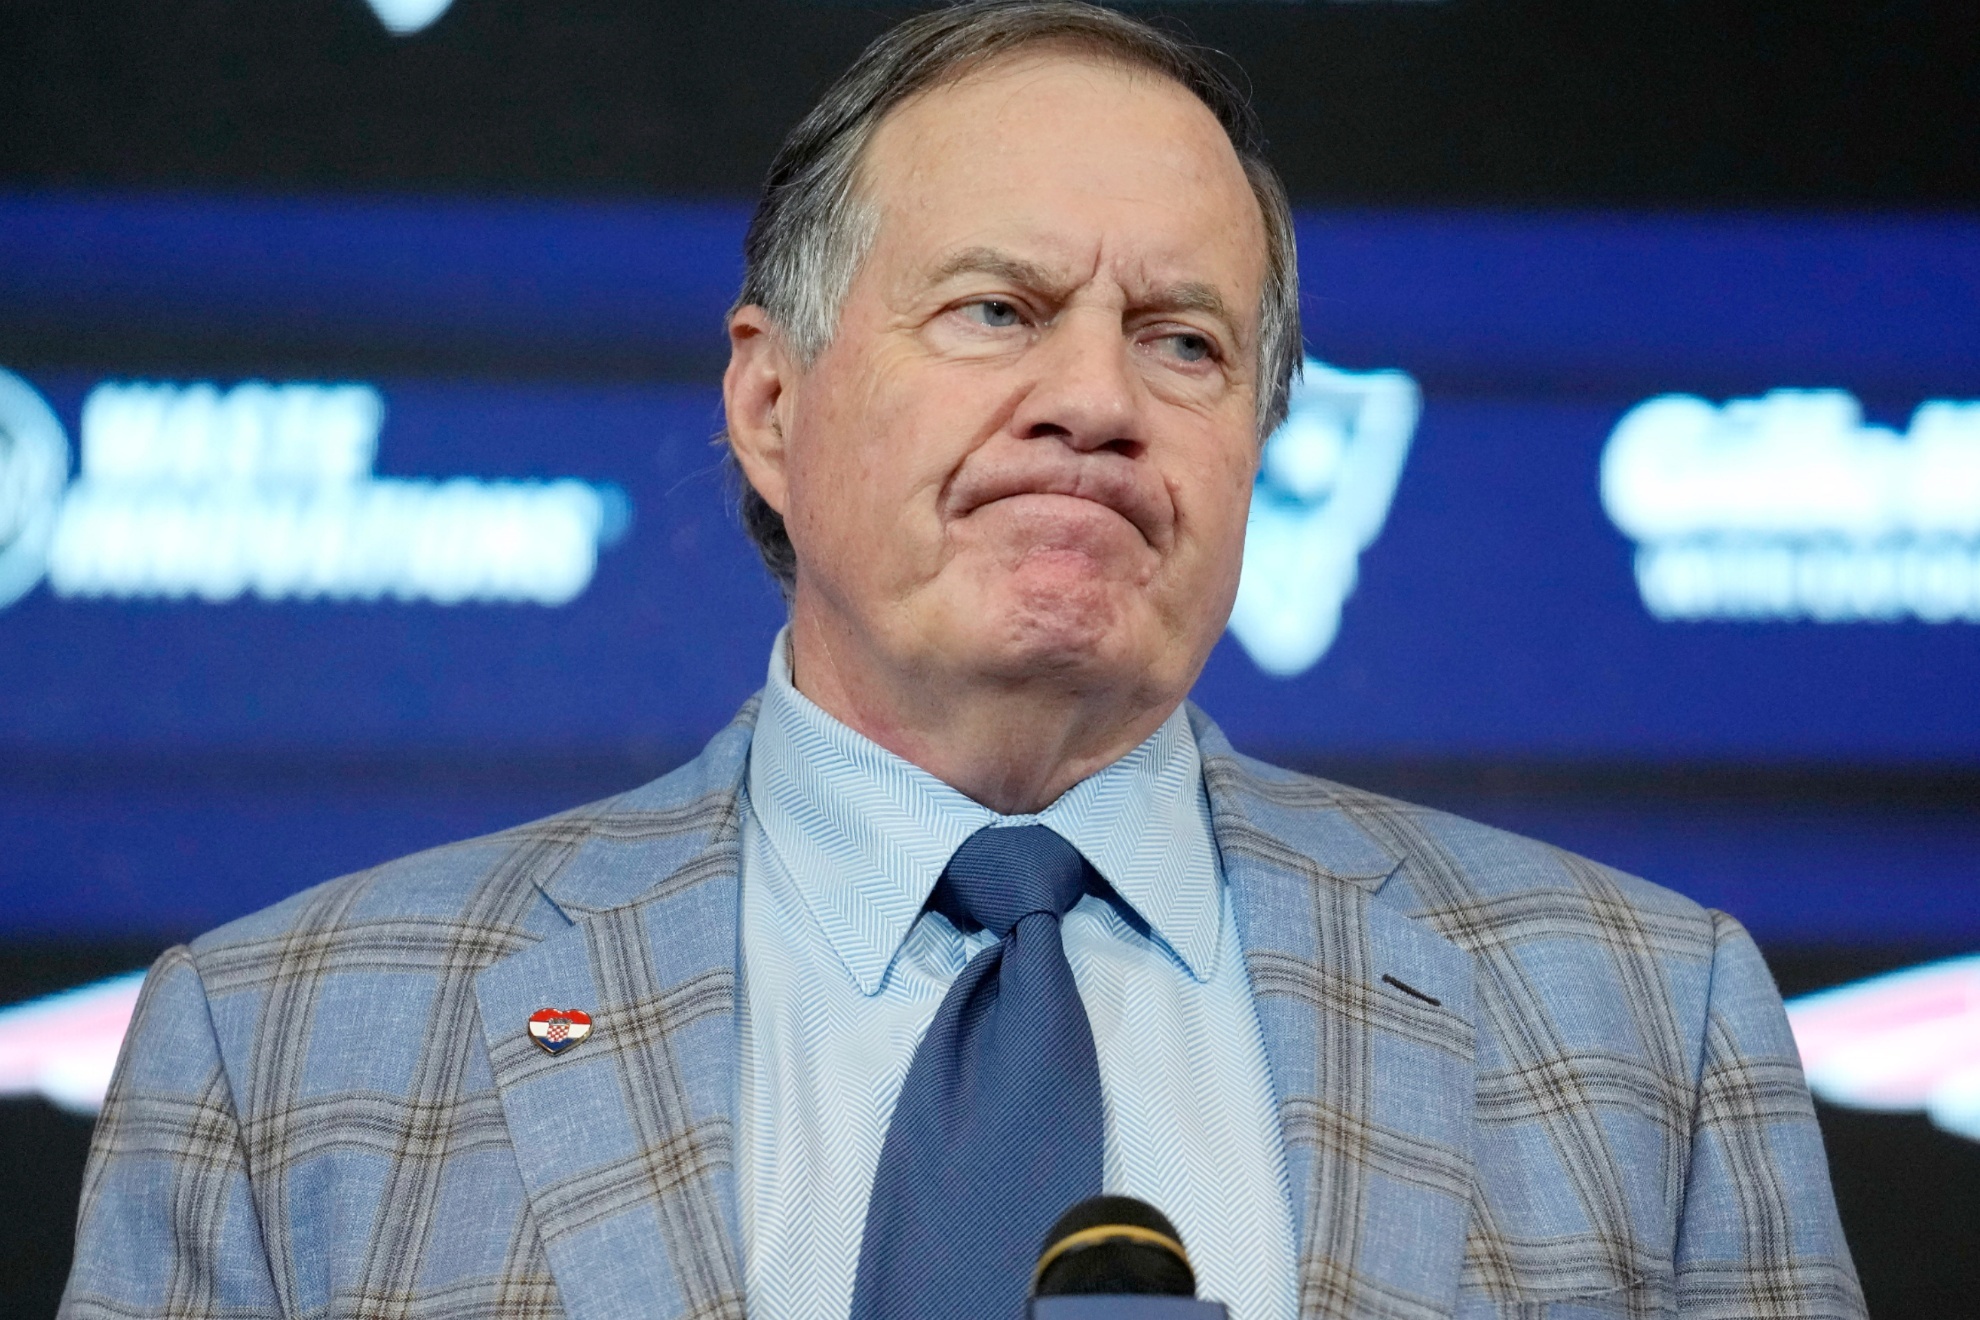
[527,1007,593,1055]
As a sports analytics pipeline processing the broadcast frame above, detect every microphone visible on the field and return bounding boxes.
[1028,1196,1228,1319]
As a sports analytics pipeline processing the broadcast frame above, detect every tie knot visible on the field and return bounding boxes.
[937,824,1091,938]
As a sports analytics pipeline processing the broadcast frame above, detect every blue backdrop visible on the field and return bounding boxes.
[2,191,1975,941]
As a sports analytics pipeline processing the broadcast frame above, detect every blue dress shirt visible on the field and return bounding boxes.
[737,636,1298,1320]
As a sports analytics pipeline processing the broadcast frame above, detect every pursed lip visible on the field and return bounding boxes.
[944,453,1170,550]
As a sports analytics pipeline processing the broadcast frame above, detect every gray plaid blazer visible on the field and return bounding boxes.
[63,702,1863,1320]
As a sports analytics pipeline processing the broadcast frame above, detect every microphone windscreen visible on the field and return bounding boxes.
[1031,1195,1196,1298]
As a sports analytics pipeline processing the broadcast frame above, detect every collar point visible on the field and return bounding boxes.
[1174,947,1219,986]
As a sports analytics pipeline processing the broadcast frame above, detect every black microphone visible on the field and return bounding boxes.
[1028,1196,1228,1319]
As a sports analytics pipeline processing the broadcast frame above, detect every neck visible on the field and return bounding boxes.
[784,611,1177,816]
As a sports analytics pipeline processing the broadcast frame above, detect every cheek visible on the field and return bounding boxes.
[1176,435,1261,548]
[784,364,949,556]
[787,370,888,506]
[1167,448,1255,634]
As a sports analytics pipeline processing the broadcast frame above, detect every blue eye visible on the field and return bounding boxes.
[966,300,1022,328]
[1168,333,1213,363]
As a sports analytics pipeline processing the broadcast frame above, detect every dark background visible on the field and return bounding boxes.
[7,0,1978,205]
[4,1,1978,1315]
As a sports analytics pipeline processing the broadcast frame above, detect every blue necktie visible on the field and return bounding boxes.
[848,824,1106,1320]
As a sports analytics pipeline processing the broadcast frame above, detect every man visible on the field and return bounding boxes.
[63,3,1864,1318]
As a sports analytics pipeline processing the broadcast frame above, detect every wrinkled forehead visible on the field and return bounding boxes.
[851,49,1268,308]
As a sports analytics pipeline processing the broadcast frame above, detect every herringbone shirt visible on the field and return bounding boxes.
[738,639,1299,1319]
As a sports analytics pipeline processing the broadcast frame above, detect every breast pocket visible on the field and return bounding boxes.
[1456,1223,1672,1320]
[1454,1275,1670,1320]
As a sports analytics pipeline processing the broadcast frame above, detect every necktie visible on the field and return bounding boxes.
[848,824,1106,1320]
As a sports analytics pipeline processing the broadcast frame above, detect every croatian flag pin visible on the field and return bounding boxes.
[527,1008,593,1055]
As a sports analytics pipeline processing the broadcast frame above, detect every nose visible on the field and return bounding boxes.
[1007,307,1144,458]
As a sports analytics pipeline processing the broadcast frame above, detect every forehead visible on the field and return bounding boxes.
[855,50,1266,305]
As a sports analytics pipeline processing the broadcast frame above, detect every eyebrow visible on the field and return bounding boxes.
[925,246,1246,344]
[928,247,1060,292]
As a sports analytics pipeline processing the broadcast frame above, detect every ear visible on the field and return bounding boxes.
[723,305,797,516]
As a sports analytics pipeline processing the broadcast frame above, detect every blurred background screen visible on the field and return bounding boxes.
[2,1,1976,1313]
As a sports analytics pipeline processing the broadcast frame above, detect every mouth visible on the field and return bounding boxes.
[948,466,1165,551]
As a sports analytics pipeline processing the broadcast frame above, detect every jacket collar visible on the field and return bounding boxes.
[534,696,758,919]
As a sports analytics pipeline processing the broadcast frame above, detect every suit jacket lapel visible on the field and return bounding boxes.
[474,708,758,1320]
[1195,709,1479,1320]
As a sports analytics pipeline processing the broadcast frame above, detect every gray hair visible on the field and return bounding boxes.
[728,0,1301,597]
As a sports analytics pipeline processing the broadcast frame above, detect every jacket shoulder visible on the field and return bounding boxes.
[1207,747,1810,1305]
[1207,740,1723,964]
[187,794,599,964]
[187,701,759,962]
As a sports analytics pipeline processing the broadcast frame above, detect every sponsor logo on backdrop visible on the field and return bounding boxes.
[0,370,70,609]
[0,367,626,612]
[1787,955,1980,1145]
[1228,357,1420,677]
[358,0,1443,35]
[0,973,146,1115]
[1603,389,1980,623]
[363,0,455,35]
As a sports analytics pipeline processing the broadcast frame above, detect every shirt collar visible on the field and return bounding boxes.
[746,630,1222,995]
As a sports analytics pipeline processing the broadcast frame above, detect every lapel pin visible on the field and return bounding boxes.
[527,1007,593,1055]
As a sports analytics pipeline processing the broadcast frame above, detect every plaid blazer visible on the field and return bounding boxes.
[63,702,1863,1320]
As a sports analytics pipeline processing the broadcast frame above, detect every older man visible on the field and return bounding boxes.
[63,4,1862,1319]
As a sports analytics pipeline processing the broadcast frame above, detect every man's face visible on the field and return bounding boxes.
[742,52,1269,710]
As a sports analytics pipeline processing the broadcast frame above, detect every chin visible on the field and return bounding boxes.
[965,568,1154,684]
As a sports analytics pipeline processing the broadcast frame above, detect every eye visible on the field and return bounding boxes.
[961,299,1024,328]
[1169,333,1213,363]
[1153,330,1216,364]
